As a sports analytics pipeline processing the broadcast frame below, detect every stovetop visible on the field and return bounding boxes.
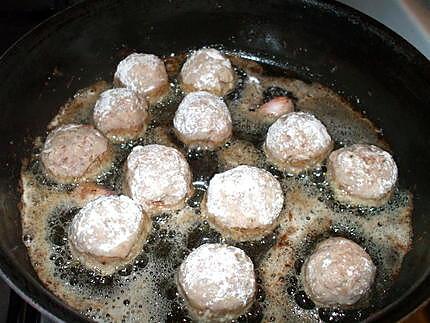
[0,1,428,323]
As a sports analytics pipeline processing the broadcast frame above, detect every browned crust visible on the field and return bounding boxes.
[69,183,114,202]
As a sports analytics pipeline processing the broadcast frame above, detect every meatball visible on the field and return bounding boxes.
[177,243,256,321]
[114,53,169,103]
[173,91,232,149]
[205,165,284,240]
[69,195,151,275]
[123,144,193,214]
[93,88,149,143]
[302,237,376,306]
[327,144,398,206]
[41,124,112,184]
[264,112,333,173]
[180,48,235,96]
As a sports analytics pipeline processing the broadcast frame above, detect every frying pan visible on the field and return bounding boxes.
[0,0,429,321]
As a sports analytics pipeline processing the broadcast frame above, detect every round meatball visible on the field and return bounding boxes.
[302,237,376,306]
[264,112,333,173]
[180,48,235,96]
[124,144,193,214]
[69,195,151,275]
[178,243,256,321]
[206,165,284,240]
[114,53,169,103]
[173,91,232,149]
[41,124,112,184]
[93,88,149,142]
[327,144,398,206]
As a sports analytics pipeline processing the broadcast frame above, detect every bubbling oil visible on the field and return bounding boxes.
[20,52,412,322]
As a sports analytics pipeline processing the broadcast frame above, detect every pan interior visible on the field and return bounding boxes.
[0,0,429,322]
[20,52,412,322]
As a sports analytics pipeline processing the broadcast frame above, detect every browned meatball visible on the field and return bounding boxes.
[40,124,112,184]
[302,237,376,306]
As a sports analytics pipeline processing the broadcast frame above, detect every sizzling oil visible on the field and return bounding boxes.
[20,53,412,322]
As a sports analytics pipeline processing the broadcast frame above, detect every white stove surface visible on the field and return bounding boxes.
[339,0,430,59]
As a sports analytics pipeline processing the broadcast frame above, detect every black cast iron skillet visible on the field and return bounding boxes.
[0,0,429,321]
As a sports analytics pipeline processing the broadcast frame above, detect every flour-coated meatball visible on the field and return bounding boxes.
[264,112,333,173]
[327,144,398,206]
[206,165,284,240]
[302,237,376,306]
[173,91,232,149]
[114,53,169,103]
[41,124,112,184]
[69,195,151,275]
[93,88,149,142]
[180,48,235,96]
[178,243,256,321]
[124,144,193,214]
